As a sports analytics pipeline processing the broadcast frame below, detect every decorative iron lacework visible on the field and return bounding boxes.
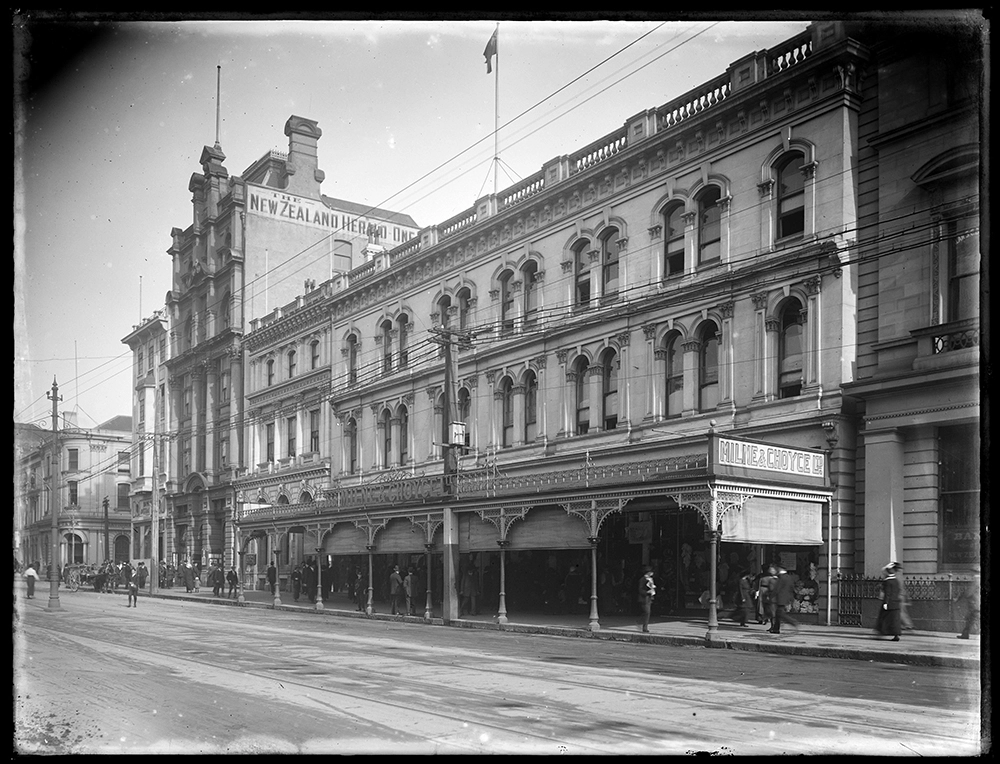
[836,574,979,627]
[456,453,706,498]
[933,326,980,353]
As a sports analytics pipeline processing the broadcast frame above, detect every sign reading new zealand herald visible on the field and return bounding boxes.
[247,186,400,240]
[708,434,828,489]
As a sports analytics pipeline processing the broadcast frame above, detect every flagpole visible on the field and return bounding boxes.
[493,23,499,197]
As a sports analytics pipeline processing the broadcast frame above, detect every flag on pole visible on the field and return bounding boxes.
[483,28,498,73]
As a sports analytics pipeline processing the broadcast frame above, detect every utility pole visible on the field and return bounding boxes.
[46,377,62,611]
[150,431,161,594]
[103,495,110,562]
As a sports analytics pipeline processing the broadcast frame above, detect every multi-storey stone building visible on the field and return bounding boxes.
[16,411,133,569]
[235,21,875,632]
[122,116,418,581]
[123,19,983,631]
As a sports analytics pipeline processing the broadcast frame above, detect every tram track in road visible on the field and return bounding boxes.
[19,600,980,755]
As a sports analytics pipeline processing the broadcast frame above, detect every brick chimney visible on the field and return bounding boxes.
[283,115,325,199]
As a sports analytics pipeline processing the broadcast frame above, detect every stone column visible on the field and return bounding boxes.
[556,350,570,437]
[862,429,905,577]
[616,331,631,427]
[191,365,204,472]
[718,302,735,404]
[512,384,526,446]
[587,363,603,432]
[681,338,701,415]
[643,324,658,421]
[751,292,769,400]
[204,363,218,474]
[803,276,822,389]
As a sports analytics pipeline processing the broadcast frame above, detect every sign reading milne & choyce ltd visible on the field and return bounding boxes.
[708,434,828,489]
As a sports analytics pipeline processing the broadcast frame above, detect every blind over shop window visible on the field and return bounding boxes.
[721,497,824,545]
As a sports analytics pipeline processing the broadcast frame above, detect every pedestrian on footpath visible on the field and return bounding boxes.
[23,561,40,599]
[874,562,903,641]
[136,562,148,591]
[769,566,799,634]
[638,566,656,633]
[459,566,479,617]
[182,560,196,593]
[267,561,278,595]
[227,565,239,599]
[291,564,302,601]
[956,568,981,640]
[389,565,404,615]
[735,569,755,627]
[126,573,139,608]
[211,563,225,597]
[756,564,777,626]
[403,567,415,616]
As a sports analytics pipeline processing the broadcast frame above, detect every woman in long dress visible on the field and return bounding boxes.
[876,563,903,641]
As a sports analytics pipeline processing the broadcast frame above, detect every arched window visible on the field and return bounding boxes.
[500,378,514,448]
[380,409,392,468]
[778,300,804,398]
[399,406,409,465]
[602,350,618,431]
[185,314,194,351]
[947,216,979,322]
[524,370,538,442]
[287,349,297,378]
[574,357,590,435]
[697,186,722,265]
[499,271,515,335]
[310,339,320,370]
[437,295,451,328]
[698,322,720,411]
[266,359,275,387]
[663,204,685,279]
[601,228,620,297]
[573,240,591,308]
[397,315,409,368]
[664,333,683,417]
[457,287,472,330]
[380,320,394,375]
[220,293,232,330]
[346,417,358,474]
[523,261,539,328]
[346,334,359,385]
[457,387,472,447]
[776,154,805,240]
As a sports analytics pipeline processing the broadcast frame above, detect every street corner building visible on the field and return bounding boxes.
[22,19,976,633]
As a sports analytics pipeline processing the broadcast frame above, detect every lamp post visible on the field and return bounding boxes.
[423,542,434,622]
[496,539,509,625]
[272,549,282,607]
[587,536,601,632]
[365,544,375,615]
[315,547,325,611]
[46,378,62,611]
[237,550,246,604]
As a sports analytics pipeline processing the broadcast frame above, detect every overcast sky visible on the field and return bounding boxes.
[14,14,818,430]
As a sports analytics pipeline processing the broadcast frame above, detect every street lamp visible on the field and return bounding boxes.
[46,378,62,612]
[365,544,375,616]
[315,547,325,611]
[272,549,282,607]
[587,536,601,632]
[496,539,509,625]
[423,542,434,623]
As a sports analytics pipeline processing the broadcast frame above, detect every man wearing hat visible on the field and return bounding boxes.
[638,567,656,633]
[769,565,799,634]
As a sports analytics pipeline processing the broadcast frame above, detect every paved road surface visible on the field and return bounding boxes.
[14,594,982,754]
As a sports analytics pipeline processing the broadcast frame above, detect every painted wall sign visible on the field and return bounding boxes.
[708,434,828,489]
[247,186,416,243]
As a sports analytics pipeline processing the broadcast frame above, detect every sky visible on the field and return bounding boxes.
[14,13,818,431]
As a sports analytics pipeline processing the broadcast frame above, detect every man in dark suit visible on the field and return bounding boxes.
[769,566,799,634]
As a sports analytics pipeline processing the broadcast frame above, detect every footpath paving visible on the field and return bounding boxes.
[33,581,980,671]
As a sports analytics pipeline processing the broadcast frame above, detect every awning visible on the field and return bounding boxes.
[721,496,824,545]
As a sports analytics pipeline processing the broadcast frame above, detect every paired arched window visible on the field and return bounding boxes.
[697,186,722,265]
[600,228,620,297]
[380,320,394,375]
[346,334,359,385]
[499,271,515,335]
[345,417,358,474]
[456,287,472,330]
[601,350,619,431]
[524,370,538,442]
[778,299,804,398]
[664,332,683,417]
[380,409,392,468]
[776,153,805,240]
[573,356,590,435]
[397,315,410,368]
[523,261,539,328]
[573,240,591,308]
[399,406,409,465]
[698,322,720,411]
[499,377,514,448]
[663,205,685,279]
